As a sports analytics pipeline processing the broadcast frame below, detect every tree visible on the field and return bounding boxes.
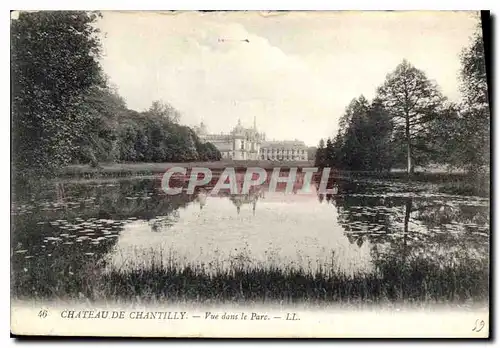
[314,138,326,168]
[11,11,105,182]
[307,146,317,162]
[377,60,446,176]
[330,132,344,169]
[426,22,490,176]
[325,138,334,166]
[113,100,222,164]
[454,23,490,173]
[196,141,222,161]
[364,99,394,171]
[146,100,181,124]
[73,86,127,165]
[339,96,370,170]
[460,23,489,109]
[326,96,394,172]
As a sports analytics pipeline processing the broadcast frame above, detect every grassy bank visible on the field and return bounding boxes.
[59,161,315,179]
[12,251,489,305]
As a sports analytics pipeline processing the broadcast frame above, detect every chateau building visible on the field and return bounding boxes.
[260,140,308,161]
[194,118,308,161]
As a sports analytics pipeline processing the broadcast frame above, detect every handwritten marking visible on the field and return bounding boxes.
[472,319,485,332]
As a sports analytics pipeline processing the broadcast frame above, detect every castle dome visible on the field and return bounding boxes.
[195,121,208,136]
[232,119,245,135]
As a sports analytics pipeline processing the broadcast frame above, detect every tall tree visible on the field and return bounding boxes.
[364,99,394,171]
[455,23,490,173]
[427,22,490,175]
[146,100,181,123]
[330,131,344,169]
[460,23,489,108]
[315,138,326,168]
[325,138,334,166]
[11,11,105,182]
[74,85,127,165]
[340,96,370,170]
[307,146,317,162]
[377,60,445,176]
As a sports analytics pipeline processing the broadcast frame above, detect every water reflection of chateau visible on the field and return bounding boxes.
[196,187,264,215]
[194,171,319,214]
[194,118,308,161]
[230,188,265,215]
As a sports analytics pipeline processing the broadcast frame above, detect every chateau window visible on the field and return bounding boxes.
[241,142,244,150]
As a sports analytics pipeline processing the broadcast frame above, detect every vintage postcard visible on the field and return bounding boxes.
[10,10,490,338]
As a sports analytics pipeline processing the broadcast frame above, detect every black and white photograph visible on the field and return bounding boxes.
[10,10,491,338]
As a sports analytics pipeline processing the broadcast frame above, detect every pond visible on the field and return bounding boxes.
[11,174,490,303]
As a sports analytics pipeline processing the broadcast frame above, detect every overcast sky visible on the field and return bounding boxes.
[97,11,480,146]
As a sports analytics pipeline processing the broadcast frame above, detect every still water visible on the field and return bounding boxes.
[11,175,489,292]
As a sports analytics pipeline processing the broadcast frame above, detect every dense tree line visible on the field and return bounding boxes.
[315,22,490,177]
[73,97,222,165]
[12,11,221,187]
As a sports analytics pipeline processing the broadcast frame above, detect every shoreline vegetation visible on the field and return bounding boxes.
[12,248,489,306]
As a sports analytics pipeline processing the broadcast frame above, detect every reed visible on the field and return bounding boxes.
[12,247,489,305]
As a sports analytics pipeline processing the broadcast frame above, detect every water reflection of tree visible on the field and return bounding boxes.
[326,183,397,248]
[12,178,202,299]
[42,179,197,221]
[327,179,488,251]
[321,179,489,301]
